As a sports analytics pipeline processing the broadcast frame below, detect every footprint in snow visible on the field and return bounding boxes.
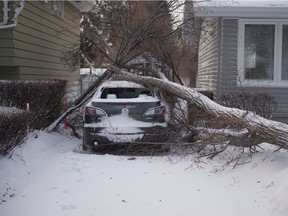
[62,190,72,194]
[60,204,77,211]
[76,178,85,183]
[47,186,58,191]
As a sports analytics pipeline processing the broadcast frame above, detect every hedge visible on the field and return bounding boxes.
[221,92,277,119]
[0,107,31,155]
[0,79,67,155]
[0,79,67,129]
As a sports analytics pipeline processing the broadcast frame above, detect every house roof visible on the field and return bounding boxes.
[194,0,288,18]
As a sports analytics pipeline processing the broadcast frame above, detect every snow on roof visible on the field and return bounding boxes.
[99,80,145,89]
[194,0,288,18]
[92,96,159,103]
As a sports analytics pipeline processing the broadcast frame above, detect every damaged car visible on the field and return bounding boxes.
[83,80,169,151]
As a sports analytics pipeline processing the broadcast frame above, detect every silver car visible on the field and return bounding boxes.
[83,80,168,151]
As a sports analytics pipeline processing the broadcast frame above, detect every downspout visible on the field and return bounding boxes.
[13,0,25,25]
[0,0,25,29]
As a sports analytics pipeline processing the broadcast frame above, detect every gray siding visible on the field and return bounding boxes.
[219,18,288,118]
[197,18,220,96]
[219,19,238,96]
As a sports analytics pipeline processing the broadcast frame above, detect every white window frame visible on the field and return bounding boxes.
[238,19,288,87]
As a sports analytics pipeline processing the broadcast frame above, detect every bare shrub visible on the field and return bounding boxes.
[0,80,67,155]
[0,80,67,129]
[221,92,277,119]
[0,108,31,155]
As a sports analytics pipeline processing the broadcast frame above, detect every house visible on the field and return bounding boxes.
[194,0,288,121]
[0,0,92,96]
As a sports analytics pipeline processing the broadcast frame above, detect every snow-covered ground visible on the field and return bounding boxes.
[0,130,288,216]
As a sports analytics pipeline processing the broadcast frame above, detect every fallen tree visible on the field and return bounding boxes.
[47,0,288,157]
[47,62,288,154]
[109,66,288,150]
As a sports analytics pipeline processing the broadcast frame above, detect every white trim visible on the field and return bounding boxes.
[0,0,24,29]
[0,0,9,26]
[275,23,282,82]
[237,19,288,87]
[237,20,245,84]
[195,7,288,18]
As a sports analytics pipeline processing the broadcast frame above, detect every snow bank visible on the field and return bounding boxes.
[1,132,288,216]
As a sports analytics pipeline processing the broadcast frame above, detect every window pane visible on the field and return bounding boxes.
[244,25,275,80]
[282,25,288,80]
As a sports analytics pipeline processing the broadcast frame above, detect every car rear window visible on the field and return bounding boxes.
[100,88,152,99]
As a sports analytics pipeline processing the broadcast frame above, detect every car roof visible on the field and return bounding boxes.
[100,80,145,88]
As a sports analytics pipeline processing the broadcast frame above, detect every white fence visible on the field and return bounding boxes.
[79,68,106,94]
[80,75,99,94]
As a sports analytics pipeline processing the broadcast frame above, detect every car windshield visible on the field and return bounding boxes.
[100,88,152,99]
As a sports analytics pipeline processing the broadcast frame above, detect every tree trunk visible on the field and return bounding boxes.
[110,66,288,149]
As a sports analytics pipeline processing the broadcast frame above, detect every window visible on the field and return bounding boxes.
[244,25,275,80]
[43,0,64,19]
[282,25,288,80]
[238,20,288,87]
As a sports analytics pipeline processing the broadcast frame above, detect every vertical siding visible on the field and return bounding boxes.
[219,19,239,96]
[0,1,81,95]
[220,18,288,118]
[197,18,220,96]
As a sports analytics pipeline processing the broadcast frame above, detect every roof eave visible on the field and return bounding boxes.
[194,7,288,18]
